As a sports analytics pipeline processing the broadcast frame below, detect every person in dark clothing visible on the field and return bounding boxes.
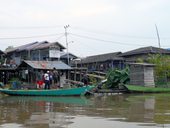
[81,74,88,85]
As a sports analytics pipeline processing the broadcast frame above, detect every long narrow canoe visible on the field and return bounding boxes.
[126,85,170,93]
[0,85,94,96]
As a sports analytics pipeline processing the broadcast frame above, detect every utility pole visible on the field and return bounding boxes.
[155,24,161,48]
[64,25,70,65]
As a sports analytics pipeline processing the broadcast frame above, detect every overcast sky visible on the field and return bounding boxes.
[0,0,170,57]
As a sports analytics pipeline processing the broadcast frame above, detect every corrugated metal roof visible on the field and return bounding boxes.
[60,52,78,59]
[22,60,71,70]
[32,41,65,50]
[120,46,170,57]
[5,42,38,53]
[79,52,123,64]
[5,41,65,53]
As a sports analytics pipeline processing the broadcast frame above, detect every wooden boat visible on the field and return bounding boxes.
[126,85,170,93]
[0,85,94,96]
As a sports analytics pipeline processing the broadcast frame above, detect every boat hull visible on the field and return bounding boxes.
[0,86,94,96]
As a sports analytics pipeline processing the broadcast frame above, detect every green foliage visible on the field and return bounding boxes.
[9,77,21,89]
[9,77,21,85]
[136,58,144,63]
[89,75,97,85]
[105,68,130,89]
[136,54,170,85]
[9,77,20,82]
[147,54,170,85]
[0,58,5,65]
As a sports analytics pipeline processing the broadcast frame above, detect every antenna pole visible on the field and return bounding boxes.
[64,25,70,65]
[155,24,161,48]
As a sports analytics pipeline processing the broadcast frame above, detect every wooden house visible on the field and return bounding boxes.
[120,46,170,63]
[5,41,77,66]
[75,52,124,72]
[60,52,77,65]
[17,60,71,87]
[0,41,76,85]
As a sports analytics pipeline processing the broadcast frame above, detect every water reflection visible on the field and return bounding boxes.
[0,94,170,128]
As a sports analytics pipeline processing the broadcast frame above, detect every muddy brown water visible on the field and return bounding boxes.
[0,93,170,128]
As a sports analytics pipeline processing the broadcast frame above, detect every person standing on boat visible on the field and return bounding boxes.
[49,71,53,86]
[36,70,44,89]
[44,71,50,89]
[81,73,89,86]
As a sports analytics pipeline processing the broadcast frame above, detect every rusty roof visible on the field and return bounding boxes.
[5,41,65,53]
[19,60,71,70]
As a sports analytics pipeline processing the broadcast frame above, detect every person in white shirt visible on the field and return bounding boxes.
[44,71,50,89]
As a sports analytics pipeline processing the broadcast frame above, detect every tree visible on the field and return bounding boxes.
[147,54,170,84]
[105,68,130,89]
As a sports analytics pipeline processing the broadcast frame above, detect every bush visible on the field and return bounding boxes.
[105,68,130,89]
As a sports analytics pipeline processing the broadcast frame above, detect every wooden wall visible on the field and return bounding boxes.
[129,64,155,87]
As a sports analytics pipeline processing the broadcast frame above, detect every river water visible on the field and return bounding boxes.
[0,93,170,128]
